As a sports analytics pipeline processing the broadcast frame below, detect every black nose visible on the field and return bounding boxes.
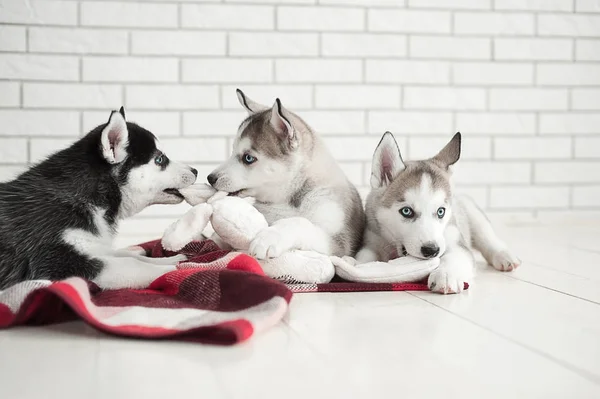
[207,173,218,186]
[421,243,440,258]
[190,168,198,177]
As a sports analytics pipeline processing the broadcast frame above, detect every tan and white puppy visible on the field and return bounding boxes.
[207,89,365,259]
[357,132,520,294]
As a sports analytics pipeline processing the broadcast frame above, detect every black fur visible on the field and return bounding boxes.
[0,120,159,290]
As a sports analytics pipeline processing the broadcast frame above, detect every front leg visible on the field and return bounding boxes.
[249,217,331,259]
[93,255,177,290]
[113,249,187,265]
[427,245,474,294]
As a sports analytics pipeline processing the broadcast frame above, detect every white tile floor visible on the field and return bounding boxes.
[1,223,600,399]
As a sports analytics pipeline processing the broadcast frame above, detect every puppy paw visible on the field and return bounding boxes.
[491,250,521,272]
[428,268,470,295]
[249,228,292,259]
[161,222,193,252]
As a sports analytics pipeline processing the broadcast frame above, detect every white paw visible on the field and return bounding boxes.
[428,267,471,295]
[249,228,292,259]
[165,254,187,263]
[491,250,521,272]
[161,222,193,252]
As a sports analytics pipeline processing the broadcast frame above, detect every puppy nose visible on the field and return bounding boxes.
[421,243,440,258]
[207,173,218,186]
[190,167,198,177]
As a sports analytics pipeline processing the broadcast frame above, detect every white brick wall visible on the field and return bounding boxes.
[1,0,599,234]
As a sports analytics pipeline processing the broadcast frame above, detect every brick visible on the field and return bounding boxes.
[279,6,364,31]
[572,89,600,110]
[495,137,571,160]
[230,33,318,57]
[409,137,491,160]
[576,39,600,61]
[227,0,313,3]
[132,31,226,56]
[368,111,453,134]
[456,187,488,208]
[0,110,79,136]
[409,0,490,9]
[456,113,536,135]
[495,0,573,11]
[366,60,450,84]
[182,4,273,30]
[490,88,568,110]
[83,57,178,83]
[296,111,366,134]
[537,64,600,86]
[316,86,401,109]
[0,0,76,25]
[454,12,534,35]
[535,162,600,183]
[490,186,570,209]
[183,111,246,136]
[0,54,78,81]
[573,186,600,208]
[453,162,531,184]
[338,162,364,186]
[159,138,228,163]
[322,34,407,58]
[23,83,121,109]
[82,2,177,28]
[410,36,490,60]
[538,14,600,37]
[276,59,362,83]
[29,27,128,55]
[0,139,27,164]
[0,82,20,107]
[369,9,451,33]
[577,0,600,12]
[540,113,600,135]
[323,137,406,161]
[30,139,74,164]
[0,26,26,52]
[0,166,27,183]
[404,87,486,110]
[126,85,219,110]
[182,59,273,83]
[84,111,181,137]
[453,63,533,85]
[221,85,313,109]
[575,137,600,158]
[321,0,405,5]
[494,38,572,61]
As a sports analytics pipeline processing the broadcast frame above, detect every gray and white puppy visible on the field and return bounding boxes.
[207,90,365,259]
[357,132,520,294]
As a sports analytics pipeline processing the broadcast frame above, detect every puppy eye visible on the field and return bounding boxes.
[242,153,257,165]
[437,207,446,219]
[399,206,414,218]
[155,153,167,166]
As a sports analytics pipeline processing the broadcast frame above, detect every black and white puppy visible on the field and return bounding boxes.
[0,108,197,290]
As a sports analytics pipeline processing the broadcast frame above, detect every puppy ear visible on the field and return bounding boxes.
[432,132,461,169]
[270,98,296,148]
[101,109,129,164]
[236,88,268,114]
[118,106,126,119]
[370,132,405,188]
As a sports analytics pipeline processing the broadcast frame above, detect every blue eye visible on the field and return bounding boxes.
[437,207,446,219]
[242,153,256,165]
[399,207,414,218]
[155,153,167,166]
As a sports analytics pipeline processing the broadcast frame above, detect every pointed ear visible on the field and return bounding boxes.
[119,106,126,119]
[101,110,129,164]
[370,132,405,188]
[236,88,268,114]
[432,132,461,169]
[270,98,297,148]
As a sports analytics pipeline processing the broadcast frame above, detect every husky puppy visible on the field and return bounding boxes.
[207,89,365,259]
[0,108,197,290]
[358,132,520,294]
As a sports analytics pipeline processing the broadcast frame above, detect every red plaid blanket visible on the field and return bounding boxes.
[0,240,432,345]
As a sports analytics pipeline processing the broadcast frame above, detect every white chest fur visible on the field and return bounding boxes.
[62,208,116,257]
